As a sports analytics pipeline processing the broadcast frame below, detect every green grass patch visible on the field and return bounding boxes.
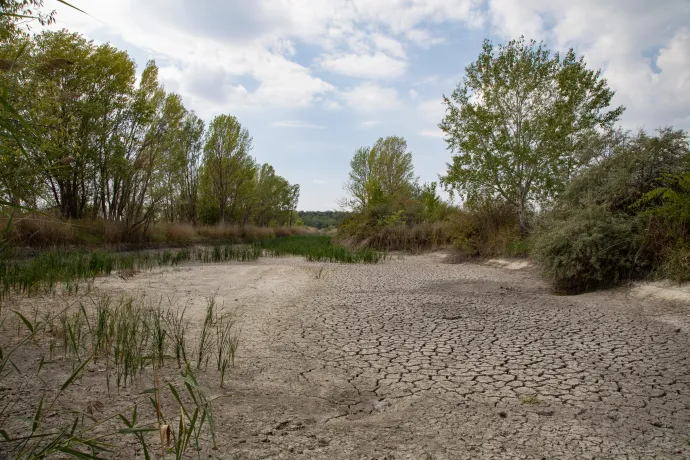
[0,245,261,298]
[0,236,382,298]
[259,235,384,263]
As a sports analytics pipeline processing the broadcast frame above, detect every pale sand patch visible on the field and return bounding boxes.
[630,280,690,303]
[485,258,532,270]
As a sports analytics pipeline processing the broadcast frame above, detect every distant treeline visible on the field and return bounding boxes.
[298,211,351,229]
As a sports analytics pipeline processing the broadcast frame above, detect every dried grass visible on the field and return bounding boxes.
[1,213,308,248]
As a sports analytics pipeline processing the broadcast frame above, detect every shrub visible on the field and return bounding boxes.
[447,200,527,258]
[661,245,690,283]
[563,128,690,213]
[532,207,651,293]
[12,213,74,246]
[164,222,199,243]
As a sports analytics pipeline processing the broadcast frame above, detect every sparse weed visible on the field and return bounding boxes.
[521,395,542,405]
[0,245,259,299]
[260,235,384,263]
[0,293,238,458]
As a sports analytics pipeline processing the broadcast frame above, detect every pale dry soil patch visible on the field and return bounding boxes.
[4,254,690,459]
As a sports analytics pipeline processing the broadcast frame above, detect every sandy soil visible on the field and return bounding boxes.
[2,254,690,459]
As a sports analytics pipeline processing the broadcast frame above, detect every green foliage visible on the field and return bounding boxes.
[534,128,690,292]
[298,211,350,229]
[197,114,255,224]
[0,245,261,298]
[634,172,690,240]
[342,136,417,211]
[259,235,383,263]
[0,0,56,41]
[634,171,690,283]
[0,24,299,242]
[532,207,649,293]
[440,36,623,233]
[563,128,690,213]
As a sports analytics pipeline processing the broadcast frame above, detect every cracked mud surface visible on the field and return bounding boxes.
[17,254,688,459]
[197,254,688,459]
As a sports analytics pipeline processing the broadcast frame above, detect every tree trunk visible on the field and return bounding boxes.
[518,199,527,235]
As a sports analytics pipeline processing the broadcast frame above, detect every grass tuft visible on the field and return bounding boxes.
[259,235,384,263]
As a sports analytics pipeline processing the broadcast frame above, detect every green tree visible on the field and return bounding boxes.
[198,114,255,224]
[26,31,136,219]
[343,135,416,210]
[440,37,624,233]
[0,0,55,41]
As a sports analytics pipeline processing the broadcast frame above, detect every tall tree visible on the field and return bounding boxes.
[198,114,254,224]
[28,31,135,219]
[440,37,624,233]
[343,136,416,210]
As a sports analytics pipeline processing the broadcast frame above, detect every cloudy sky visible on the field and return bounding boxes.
[44,0,690,210]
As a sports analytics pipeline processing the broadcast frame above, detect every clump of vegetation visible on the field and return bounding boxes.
[0,214,313,249]
[1,14,300,251]
[532,207,649,293]
[298,211,351,229]
[0,294,237,458]
[532,128,690,293]
[0,244,261,298]
[439,37,623,235]
[336,136,461,252]
[521,395,542,405]
[447,199,528,258]
[0,234,384,298]
[260,235,384,263]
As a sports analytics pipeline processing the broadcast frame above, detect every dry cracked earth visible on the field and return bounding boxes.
[81,254,690,459]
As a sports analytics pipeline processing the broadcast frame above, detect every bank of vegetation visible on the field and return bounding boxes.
[337,39,689,293]
[1,11,300,251]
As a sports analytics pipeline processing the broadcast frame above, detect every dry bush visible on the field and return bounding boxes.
[289,226,314,235]
[1,214,138,247]
[197,224,285,242]
[197,224,241,241]
[240,225,275,241]
[77,219,128,244]
[447,202,527,258]
[339,202,527,256]
[11,214,75,246]
[164,222,198,243]
[274,226,291,237]
[338,222,453,252]
[2,212,299,249]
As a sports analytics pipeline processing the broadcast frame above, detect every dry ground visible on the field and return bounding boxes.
[3,254,690,459]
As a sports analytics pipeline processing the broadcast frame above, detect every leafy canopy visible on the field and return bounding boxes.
[343,135,416,211]
[440,37,624,231]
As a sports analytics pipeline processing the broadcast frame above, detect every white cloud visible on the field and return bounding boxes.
[340,82,402,111]
[418,98,446,123]
[409,89,419,99]
[406,29,445,47]
[360,120,381,128]
[420,129,445,138]
[372,33,406,58]
[312,179,326,185]
[486,0,690,130]
[47,1,335,114]
[318,52,406,79]
[272,121,326,129]
[324,100,343,111]
[45,0,485,115]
